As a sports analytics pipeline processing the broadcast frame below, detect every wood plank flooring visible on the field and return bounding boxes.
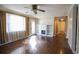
[0,33,73,54]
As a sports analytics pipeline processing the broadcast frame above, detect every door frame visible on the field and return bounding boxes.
[53,16,68,35]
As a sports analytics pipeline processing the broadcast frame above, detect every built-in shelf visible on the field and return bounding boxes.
[37,24,53,37]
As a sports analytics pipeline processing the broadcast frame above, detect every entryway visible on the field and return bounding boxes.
[54,16,67,35]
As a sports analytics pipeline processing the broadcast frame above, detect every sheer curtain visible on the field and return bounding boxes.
[6,13,26,43]
[6,13,25,32]
[0,11,30,45]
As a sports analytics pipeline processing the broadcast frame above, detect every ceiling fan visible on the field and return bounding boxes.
[24,4,45,14]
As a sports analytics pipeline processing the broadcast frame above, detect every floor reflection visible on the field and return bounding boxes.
[0,34,73,54]
[29,36,37,50]
[59,49,64,54]
[28,36,38,53]
[10,46,25,54]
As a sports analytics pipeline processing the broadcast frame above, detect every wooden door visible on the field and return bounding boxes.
[54,17,59,35]
[54,16,67,35]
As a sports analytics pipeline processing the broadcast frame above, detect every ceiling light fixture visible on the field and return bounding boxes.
[61,18,64,21]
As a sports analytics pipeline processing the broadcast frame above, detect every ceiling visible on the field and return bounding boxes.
[0,4,72,18]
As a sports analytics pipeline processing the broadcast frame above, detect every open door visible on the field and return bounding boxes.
[54,16,67,35]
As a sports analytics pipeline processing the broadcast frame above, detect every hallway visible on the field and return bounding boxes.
[0,32,73,54]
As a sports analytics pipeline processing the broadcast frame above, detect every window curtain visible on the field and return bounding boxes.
[6,15,27,43]
[0,11,6,44]
[25,17,29,36]
[0,11,29,45]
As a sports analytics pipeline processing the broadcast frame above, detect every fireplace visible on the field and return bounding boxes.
[41,30,46,34]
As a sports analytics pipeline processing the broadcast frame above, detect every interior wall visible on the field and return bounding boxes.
[36,5,69,36]
[72,5,78,52]
[37,16,66,37]
[67,5,73,49]
[76,4,79,53]
[67,5,78,53]
[76,13,79,53]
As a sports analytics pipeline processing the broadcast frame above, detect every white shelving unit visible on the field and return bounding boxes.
[47,25,52,36]
[37,24,53,37]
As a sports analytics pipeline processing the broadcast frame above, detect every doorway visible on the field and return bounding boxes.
[29,18,36,35]
[31,19,35,34]
[54,16,67,35]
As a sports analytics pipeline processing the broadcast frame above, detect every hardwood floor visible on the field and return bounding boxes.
[0,33,73,54]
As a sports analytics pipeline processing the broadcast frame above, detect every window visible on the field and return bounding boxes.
[6,13,25,32]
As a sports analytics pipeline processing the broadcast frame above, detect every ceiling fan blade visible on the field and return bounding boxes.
[24,7,31,9]
[32,4,37,10]
[24,4,45,14]
[36,9,45,12]
[33,10,37,14]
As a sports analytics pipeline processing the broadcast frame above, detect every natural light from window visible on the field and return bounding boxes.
[6,13,25,32]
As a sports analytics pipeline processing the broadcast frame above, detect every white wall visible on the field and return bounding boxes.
[76,15,79,53]
[37,6,69,25]
[36,5,70,36]
[67,5,73,49]
[76,5,79,53]
[67,5,78,53]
